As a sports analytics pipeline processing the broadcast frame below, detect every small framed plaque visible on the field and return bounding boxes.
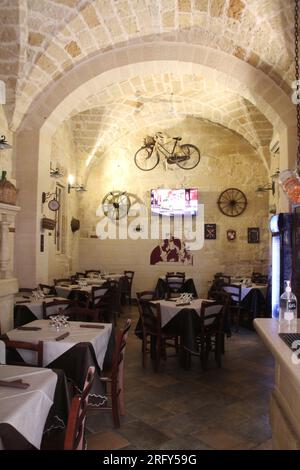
[204,224,216,240]
[248,227,260,243]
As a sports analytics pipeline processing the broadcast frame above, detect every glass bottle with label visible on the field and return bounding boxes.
[279,280,297,326]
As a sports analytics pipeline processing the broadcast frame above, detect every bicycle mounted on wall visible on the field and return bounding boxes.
[134,132,201,171]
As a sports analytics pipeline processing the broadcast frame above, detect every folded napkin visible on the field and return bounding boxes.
[15,300,31,304]
[17,326,42,331]
[55,332,70,341]
[80,324,104,329]
[0,379,30,389]
[176,302,191,307]
[60,284,70,287]
[22,295,30,299]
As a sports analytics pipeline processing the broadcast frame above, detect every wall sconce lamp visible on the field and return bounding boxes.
[255,181,275,196]
[50,163,64,178]
[0,135,12,150]
[67,175,86,193]
[68,182,87,193]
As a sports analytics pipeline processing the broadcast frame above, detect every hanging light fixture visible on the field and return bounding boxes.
[0,135,12,150]
[279,0,300,204]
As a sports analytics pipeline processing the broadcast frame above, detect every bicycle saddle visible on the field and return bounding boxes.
[172,136,182,141]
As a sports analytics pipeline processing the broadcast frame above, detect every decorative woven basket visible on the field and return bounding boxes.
[0,171,17,205]
[41,217,56,230]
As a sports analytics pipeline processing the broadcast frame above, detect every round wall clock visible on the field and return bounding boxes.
[48,198,60,211]
[217,188,247,217]
[102,191,131,220]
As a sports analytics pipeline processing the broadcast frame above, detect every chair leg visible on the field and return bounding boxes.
[142,335,147,368]
[111,381,120,428]
[154,337,161,372]
[200,342,207,371]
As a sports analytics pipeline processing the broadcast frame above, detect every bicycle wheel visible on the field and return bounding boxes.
[134,146,159,171]
[176,144,200,170]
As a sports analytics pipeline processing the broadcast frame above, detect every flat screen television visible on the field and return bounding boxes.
[150,188,198,216]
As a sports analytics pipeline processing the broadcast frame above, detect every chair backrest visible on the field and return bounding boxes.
[0,340,6,364]
[137,300,161,336]
[66,305,100,322]
[54,278,71,286]
[85,270,100,278]
[42,299,71,318]
[224,284,242,303]
[75,272,85,279]
[199,301,224,333]
[165,273,185,293]
[214,273,231,284]
[111,319,131,390]
[64,366,95,450]
[4,339,43,367]
[136,291,156,301]
[124,271,134,289]
[251,272,268,284]
[90,285,110,307]
[39,283,56,295]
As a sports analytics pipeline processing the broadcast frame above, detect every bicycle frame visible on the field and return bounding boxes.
[154,139,179,160]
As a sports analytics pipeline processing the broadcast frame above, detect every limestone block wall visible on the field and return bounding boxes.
[78,118,270,297]
[45,122,80,282]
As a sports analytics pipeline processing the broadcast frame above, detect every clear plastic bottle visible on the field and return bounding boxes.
[279,280,297,326]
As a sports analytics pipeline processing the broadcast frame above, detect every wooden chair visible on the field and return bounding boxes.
[122,271,134,304]
[75,272,85,279]
[137,299,179,372]
[39,283,56,295]
[165,272,185,297]
[64,305,101,322]
[136,291,157,301]
[96,319,131,428]
[224,284,243,331]
[196,301,225,370]
[64,366,95,450]
[4,339,43,367]
[42,299,71,319]
[90,282,119,325]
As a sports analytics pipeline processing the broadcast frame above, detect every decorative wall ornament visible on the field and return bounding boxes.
[70,217,80,233]
[41,217,56,230]
[150,237,193,265]
[248,227,260,243]
[0,171,17,205]
[102,190,131,220]
[134,131,200,171]
[204,224,216,240]
[217,188,247,217]
[227,229,236,241]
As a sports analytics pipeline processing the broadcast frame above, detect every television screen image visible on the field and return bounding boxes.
[150,188,198,216]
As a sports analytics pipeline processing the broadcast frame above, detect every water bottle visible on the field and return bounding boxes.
[279,280,297,326]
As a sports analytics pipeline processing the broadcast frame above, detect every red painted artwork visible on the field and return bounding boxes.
[150,237,193,265]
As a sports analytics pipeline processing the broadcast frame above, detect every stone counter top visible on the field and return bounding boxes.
[254,318,300,449]
[254,318,300,387]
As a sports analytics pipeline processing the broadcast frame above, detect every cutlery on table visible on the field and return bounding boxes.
[79,324,105,329]
[0,379,30,389]
[17,326,42,331]
[55,332,70,341]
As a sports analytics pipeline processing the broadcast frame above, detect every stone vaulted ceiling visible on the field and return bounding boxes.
[0,0,294,160]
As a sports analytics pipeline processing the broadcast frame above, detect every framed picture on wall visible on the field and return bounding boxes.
[204,224,216,240]
[248,227,260,243]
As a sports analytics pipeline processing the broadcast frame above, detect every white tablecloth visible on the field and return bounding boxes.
[14,296,68,319]
[0,365,57,449]
[152,298,218,328]
[7,320,112,370]
[223,283,268,301]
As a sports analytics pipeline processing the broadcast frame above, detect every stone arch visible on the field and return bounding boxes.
[14,43,296,287]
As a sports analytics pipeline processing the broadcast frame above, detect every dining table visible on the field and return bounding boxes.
[4,319,114,407]
[223,282,268,319]
[135,298,223,366]
[0,364,69,450]
[14,295,70,328]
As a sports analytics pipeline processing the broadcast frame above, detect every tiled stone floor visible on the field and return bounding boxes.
[86,305,274,450]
